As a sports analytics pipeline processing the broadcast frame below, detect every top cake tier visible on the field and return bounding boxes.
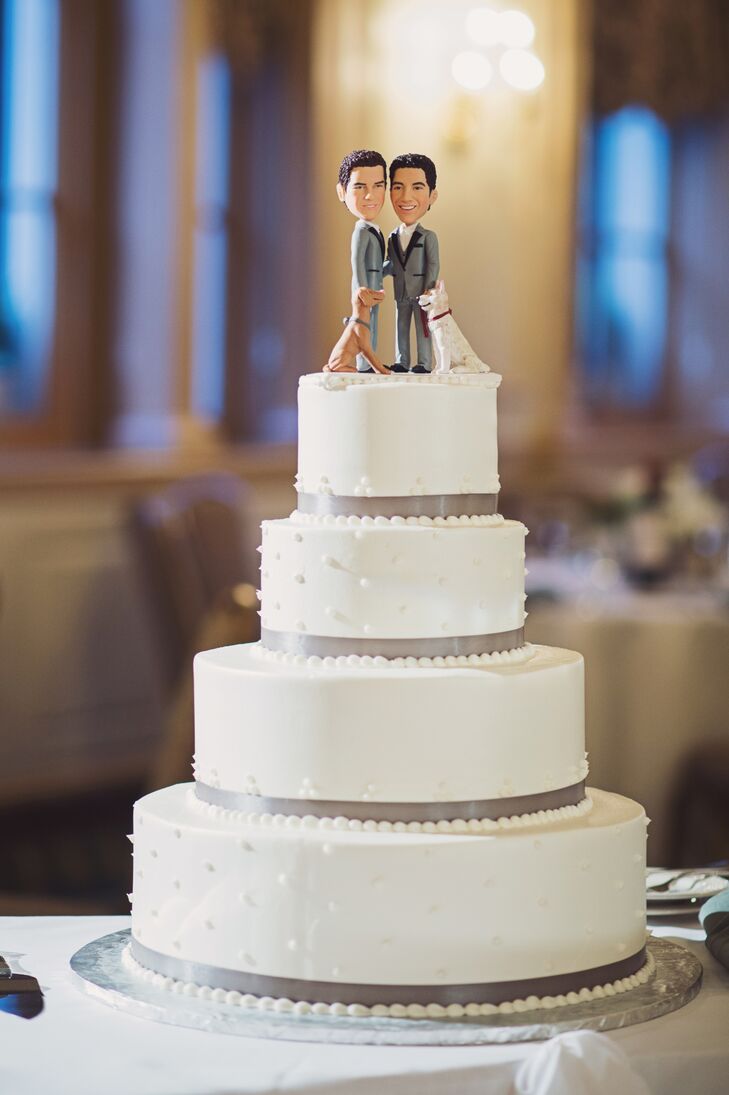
[296,372,501,517]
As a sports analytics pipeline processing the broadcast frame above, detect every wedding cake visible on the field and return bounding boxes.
[126,371,651,1019]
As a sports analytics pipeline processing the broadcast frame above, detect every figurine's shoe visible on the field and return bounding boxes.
[391,364,409,373]
[356,368,376,374]
[411,365,431,374]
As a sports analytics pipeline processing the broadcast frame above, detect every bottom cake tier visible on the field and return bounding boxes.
[129,785,648,1012]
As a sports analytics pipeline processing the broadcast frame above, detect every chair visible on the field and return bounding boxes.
[130,472,257,692]
[667,740,729,866]
[129,473,259,788]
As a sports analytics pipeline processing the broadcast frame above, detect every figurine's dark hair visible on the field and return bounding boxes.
[389,153,437,191]
[338,149,387,188]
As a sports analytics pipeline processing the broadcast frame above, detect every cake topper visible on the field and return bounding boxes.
[384,153,440,374]
[336,150,388,373]
[418,281,491,374]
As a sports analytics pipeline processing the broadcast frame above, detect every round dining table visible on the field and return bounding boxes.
[526,558,729,865]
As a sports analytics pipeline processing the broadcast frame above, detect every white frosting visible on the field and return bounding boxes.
[251,640,537,668]
[299,373,502,390]
[193,643,586,805]
[260,518,526,640]
[130,786,647,989]
[122,944,655,1019]
[297,372,500,499]
[291,512,507,527]
[130,367,650,1022]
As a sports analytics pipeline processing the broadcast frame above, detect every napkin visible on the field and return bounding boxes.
[699,888,729,971]
[514,1030,650,1095]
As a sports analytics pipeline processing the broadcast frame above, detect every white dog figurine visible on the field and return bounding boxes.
[418,281,490,374]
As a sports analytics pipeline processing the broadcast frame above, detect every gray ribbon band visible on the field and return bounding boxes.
[130,938,647,1007]
[261,626,525,659]
[297,492,498,519]
[194,780,586,822]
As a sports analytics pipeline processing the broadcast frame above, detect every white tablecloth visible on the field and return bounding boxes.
[1,916,728,1095]
[526,565,729,863]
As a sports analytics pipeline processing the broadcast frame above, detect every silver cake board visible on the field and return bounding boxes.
[70,930,702,1047]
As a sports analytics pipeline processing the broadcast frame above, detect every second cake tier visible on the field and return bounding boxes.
[260,515,526,657]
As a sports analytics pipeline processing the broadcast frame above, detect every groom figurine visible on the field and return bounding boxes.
[384,153,439,373]
[336,149,387,372]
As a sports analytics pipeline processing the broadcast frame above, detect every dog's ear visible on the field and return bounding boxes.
[437,279,445,292]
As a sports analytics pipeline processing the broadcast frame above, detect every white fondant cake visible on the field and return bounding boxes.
[131,787,645,998]
[297,372,500,501]
[129,372,649,1015]
[259,514,526,646]
[193,643,586,808]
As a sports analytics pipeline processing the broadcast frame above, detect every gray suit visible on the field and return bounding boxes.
[350,220,385,372]
[384,226,439,369]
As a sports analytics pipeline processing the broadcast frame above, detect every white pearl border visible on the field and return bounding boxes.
[187,784,594,834]
[290,511,507,528]
[251,640,537,670]
[121,945,655,1020]
[300,371,502,391]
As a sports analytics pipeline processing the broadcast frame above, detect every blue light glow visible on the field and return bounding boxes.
[0,0,59,415]
[577,107,671,409]
[191,54,231,422]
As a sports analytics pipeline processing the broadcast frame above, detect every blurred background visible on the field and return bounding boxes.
[0,0,728,913]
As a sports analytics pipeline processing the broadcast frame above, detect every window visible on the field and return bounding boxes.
[0,0,59,420]
[191,52,231,424]
[0,0,114,448]
[193,1,313,446]
[575,107,672,414]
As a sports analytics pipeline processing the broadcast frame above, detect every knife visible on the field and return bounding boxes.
[0,953,44,1019]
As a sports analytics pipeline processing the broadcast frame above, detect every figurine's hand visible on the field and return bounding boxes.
[356,287,385,308]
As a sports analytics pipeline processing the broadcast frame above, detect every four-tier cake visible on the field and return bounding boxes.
[126,371,651,1018]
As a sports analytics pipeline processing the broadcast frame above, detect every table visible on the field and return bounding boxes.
[1,916,728,1095]
[526,561,729,863]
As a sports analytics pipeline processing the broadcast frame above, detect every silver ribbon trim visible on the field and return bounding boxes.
[297,492,498,518]
[195,780,586,822]
[130,938,647,1007]
[261,626,525,659]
